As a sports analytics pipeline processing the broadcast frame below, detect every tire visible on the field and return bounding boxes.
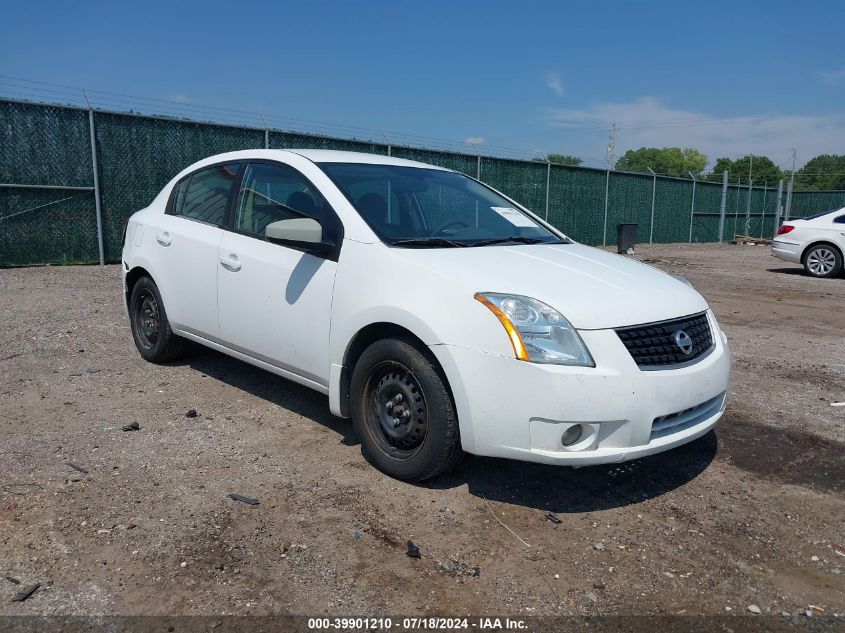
[350,337,462,482]
[128,276,187,363]
[803,244,843,278]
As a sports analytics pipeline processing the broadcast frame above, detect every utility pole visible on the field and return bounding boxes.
[261,114,269,149]
[82,88,105,266]
[602,123,616,247]
[785,148,796,220]
[688,171,697,243]
[760,181,768,238]
[718,170,728,242]
[381,131,392,222]
[744,155,753,236]
[647,167,656,244]
[602,168,610,246]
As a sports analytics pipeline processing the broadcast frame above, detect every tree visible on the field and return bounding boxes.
[706,155,783,185]
[534,153,582,166]
[706,157,734,181]
[613,147,707,177]
[797,155,845,190]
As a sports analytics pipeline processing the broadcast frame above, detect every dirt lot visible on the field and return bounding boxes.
[1,243,843,621]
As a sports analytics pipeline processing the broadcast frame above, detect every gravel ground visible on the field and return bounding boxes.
[0,243,843,620]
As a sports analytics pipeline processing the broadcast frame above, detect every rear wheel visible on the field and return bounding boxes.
[350,338,462,481]
[803,244,843,278]
[128,276,186,362]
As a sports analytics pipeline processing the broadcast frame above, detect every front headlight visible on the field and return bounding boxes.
[474,293,594,366]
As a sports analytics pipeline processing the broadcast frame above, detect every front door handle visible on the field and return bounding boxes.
[156,232,171,247]
[219,254,242,272]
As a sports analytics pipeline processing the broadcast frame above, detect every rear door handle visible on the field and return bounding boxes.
[219,254,242,271]
[156,232,171,247]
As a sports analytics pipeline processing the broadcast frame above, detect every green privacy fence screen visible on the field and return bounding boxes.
[2,97,845,266]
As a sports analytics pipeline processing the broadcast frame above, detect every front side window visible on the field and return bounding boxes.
[318,163,565,247]
[172,162,240,226]
[234,162,335,240]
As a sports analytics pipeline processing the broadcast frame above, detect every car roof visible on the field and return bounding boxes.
[187,149,451,171]
[289,149,450,170]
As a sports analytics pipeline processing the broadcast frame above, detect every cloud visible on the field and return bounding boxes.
[546,72,564,97]
[818,68,845,84]
[464,137,486,145]
[546,97,845,168]
[167,94,192,103]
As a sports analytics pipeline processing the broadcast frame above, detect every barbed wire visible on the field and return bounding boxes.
[3,75,843,181]
[0,76,557,162]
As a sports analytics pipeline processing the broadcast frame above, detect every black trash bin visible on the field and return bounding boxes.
[617,223,638,254]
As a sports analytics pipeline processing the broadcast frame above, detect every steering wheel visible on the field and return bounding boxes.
[434,221,469,235]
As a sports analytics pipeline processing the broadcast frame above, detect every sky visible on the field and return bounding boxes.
[2,0,844,170]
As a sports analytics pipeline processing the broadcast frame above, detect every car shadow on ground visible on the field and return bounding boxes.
[430,433,717,514]
[767,267,844,279]
[767,267,806,276]
[181,345,359,447]
[179,345,717,514]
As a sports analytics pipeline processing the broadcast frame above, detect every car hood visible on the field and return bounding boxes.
[393,242,709,330]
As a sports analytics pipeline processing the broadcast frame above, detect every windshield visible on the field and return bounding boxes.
[318,163,567,247]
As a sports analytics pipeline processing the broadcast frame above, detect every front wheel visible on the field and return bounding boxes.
[350,338,462,481]
[803,244,843,278]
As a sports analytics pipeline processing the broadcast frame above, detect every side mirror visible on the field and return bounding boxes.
[265,218,334,253]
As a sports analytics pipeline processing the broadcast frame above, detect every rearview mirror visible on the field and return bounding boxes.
[265,218,334,253]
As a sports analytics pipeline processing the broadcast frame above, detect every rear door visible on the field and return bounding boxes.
[216,160,341,387]
[153,161,241,339]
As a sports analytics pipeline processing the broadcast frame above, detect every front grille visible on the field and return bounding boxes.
[615,312,713,369]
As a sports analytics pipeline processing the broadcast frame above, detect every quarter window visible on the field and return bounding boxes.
[172,162,240,226]
[234,162,333,239]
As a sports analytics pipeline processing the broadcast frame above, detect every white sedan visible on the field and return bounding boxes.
[772,208,845,278]
[122,150,731,481]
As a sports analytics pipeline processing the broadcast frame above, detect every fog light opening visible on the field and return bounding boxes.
[561,424,583,447]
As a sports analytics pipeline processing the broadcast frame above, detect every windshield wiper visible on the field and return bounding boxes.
[469,236,551,247]
[390,237,470,248]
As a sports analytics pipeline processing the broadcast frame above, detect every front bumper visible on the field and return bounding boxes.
[772,239,802,264]
[429,310,731,466]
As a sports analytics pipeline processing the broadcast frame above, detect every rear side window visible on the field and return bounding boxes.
[171,162,240,226]
[803,208,840,220]
[835,215,845,224]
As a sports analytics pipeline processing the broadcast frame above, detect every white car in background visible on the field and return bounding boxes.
[121,150,731,481]
[772,208,845,278]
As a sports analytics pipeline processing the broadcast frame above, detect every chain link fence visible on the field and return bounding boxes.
[2,97,845,266]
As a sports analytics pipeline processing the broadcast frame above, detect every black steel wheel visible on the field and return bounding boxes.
[365,361,429,459]
[134,287,160,350]
[350,337,462,481]
[128,276,186,363]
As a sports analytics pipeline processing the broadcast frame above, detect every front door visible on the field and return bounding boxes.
[217,161,340,387]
